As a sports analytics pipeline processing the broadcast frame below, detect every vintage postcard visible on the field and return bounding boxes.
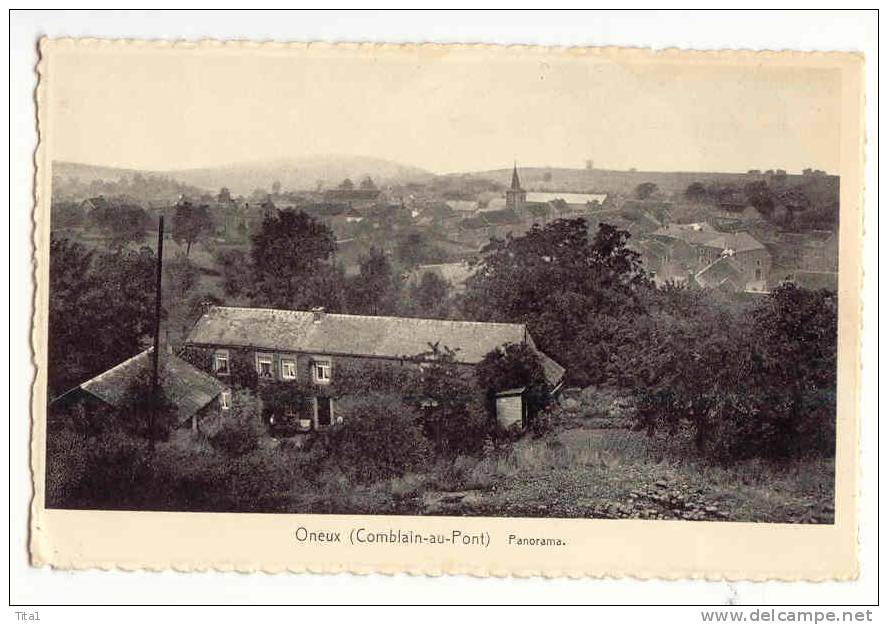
[31,38,863,579]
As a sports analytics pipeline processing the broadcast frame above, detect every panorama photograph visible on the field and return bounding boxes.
[45,46,839,524]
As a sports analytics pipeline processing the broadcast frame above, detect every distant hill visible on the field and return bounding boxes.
[169,155,434,195]
[448,167,837,197]
[53,155,434,197]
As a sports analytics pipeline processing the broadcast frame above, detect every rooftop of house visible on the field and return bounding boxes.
[480,197,508,212]
[407,262,476,289]
[323,188,382,201]
[82,196,115,211]
[695,256,746,290]
[525,192,608,206]
[59,348,225,423]
[186,306,565,386]
[458,208,524,229]
[446,200,479,213]
[651,223,766,253]
[657,260,692,283]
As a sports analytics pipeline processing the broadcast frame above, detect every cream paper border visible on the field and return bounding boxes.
[29,38,865,580]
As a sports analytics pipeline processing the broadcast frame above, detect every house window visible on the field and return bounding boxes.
[220,390,231,411]
[281,358,297,381]
[313,359,332,384]
[315,396,334,428]
[213,350,230,376]
[256,353,274,379]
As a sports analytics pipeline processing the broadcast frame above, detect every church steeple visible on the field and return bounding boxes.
[510,162,522,191]
[505,161,526,211]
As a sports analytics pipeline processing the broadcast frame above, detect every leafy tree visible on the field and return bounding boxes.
[215,248,251,298]
[89,203,150,249]
[248,209,343,310]
[359,176,377,190]
[634,182,658,200]
[395,231,445,268]
[346,248,398,315]
[407,271,451,319]
[339,178,354,190]
[118,370,179,446]
[630,284,837,462]
[48,237,157,397]
[462,219,649,385]
[414,343,488,455]
[745,180,776,217]
[777,188,811,226]
[51,200,85,229]
[164,253,199,299]
[171,200,214,256]
[476,342,550,427]
[217,187,232,203]
[685,182,707,202]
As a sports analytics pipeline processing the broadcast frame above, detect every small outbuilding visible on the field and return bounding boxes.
[495,387,527,429]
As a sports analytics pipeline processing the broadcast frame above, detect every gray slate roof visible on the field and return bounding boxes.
[652,223,766,253]
[78,348,224,423]
[186,306,565,385]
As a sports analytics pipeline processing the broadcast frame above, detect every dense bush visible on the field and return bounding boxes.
[208,389,266,456]
[318,394,431,483]
[630,284,837,463]
[416,344,489,455]
[44,427,88,507]
[331,359,422,398]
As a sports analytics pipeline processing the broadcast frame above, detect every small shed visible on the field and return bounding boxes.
[495,387,527,429]
[49,348,226,431]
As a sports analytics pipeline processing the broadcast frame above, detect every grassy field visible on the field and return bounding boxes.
[281,391,835,524]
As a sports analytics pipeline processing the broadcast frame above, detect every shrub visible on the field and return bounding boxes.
[414,343,490,455]
[476,342,550,428]
[631,285,838,464]
[208,389,265,456]
[72,428,152,509]
[321,394,430,483]
[44,427,88,507]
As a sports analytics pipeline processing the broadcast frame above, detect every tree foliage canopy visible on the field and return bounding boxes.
[462,219,650,386]
[48,237,157,397]
[247,209,342,310]
[171,200,214,256]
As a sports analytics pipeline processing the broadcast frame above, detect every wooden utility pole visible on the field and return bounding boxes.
[150,215,164,449]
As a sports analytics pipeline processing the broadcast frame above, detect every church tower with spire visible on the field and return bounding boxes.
[505,162,527,212]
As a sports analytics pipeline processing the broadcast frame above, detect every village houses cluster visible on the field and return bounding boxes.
[55,163,838,434]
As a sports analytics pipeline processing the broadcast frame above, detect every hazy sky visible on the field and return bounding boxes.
[46,44,843,174]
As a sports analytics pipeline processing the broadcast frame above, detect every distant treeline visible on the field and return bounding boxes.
[52,172,207,206]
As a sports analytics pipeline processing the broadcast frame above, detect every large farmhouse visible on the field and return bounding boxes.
[182,306,565,431]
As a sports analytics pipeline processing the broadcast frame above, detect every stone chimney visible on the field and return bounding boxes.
[312,306,326,323]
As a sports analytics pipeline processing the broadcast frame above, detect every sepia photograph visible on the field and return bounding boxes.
[27,34,865,580]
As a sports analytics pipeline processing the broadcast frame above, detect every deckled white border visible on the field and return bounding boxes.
[10,9,876,604]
